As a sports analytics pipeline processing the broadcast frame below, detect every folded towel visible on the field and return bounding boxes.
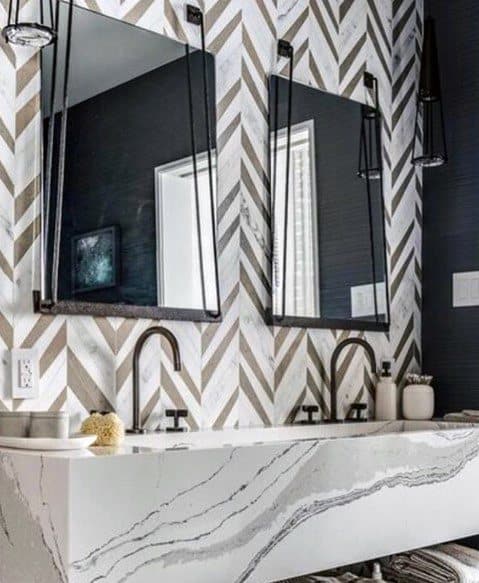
[380,543,479,583]
[309,576,380,582]
[443,412,479,423]
[462,410,479,418]
[281,574,384,582]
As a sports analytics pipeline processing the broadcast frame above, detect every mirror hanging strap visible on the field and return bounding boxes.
[186,5,221,318]
[277,39,294,322]
[51,0,74,304]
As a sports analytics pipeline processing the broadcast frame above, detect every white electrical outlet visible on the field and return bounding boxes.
[453,271,479,307]
[11,349,39,399]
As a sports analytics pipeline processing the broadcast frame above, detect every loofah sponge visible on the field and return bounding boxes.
[80,412,125,447]
[80,412,103,444]
[96,413,125,447]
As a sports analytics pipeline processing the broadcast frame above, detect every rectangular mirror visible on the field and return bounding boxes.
[269,74,390,331]
[39,2,220,321]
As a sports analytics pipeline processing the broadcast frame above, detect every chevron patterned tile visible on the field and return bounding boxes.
[2,0,423,428]
[200,0,242,428]
[115,318,154,429]
[338,0,367,101]
[0,4,15,410]
[388,0,421,384]
[306,330,331,418]
[274,327,307,424]
[237,0,276,426]
[276,0,310,83]
[309,0,339,93]
[67,316,116,427]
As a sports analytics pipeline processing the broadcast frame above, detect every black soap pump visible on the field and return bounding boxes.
[374,360,398,421]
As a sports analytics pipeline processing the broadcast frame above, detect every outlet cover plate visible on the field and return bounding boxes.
[453,271,479,307]
[11,348,39,399]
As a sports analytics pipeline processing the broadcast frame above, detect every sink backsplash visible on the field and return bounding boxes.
[0,0,422,431]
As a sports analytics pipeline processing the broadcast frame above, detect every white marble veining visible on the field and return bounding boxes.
[2,421,479,582]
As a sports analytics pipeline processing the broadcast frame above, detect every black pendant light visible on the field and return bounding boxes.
[412,16,447,168]
[2,0,56,48]
[358,72,382,181]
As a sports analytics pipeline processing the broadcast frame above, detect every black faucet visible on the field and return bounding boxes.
[330,338,376,422]
[127,326,181,434]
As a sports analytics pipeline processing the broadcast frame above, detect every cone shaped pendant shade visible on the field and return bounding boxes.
[412,16,448,168]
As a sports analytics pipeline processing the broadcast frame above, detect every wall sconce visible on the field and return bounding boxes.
[2,0,56,47]
[358,72,382,180]
[412,16,447,168]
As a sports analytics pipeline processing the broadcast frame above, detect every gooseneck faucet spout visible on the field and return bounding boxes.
[128,326,181,434]
[330,338,376,422]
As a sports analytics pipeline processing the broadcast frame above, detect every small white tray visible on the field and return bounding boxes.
[0,434,96,451]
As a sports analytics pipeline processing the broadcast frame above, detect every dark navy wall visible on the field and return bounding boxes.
[422,0,479,415]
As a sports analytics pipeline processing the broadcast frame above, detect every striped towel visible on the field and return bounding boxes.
[279,573,383,582]
[380,543,479,582]
[444,412,479,423]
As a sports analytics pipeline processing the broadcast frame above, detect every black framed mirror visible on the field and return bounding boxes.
[37,1,221,322]
[269,69,390,331]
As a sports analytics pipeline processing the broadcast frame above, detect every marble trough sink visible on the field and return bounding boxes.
[1,420,478,582]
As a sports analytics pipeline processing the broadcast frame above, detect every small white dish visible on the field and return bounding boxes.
[0,433,96,451]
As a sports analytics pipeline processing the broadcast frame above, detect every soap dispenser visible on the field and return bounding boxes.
[375,360,397,421]
[371,562,383,581]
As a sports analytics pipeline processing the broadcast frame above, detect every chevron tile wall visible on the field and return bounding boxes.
[0,0,423,431]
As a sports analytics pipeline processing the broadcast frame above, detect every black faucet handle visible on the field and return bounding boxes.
[165,409,188,432]
[348,403,368,422]
[301,404,319,424]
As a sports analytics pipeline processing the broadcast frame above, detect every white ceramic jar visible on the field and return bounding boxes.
[30,411,69,438]
[0,411,31,437]
[402,383,434,420]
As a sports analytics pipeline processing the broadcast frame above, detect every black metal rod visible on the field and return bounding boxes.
[51,0,73,303]
[375,108,390,326]
[427,102,434,157]
[411,95,421,163]
[43,0,60,300]
[7,0,13,28]
[49,0,54,27]
[357,112,364,175]
[438,94,448,162]
[14,0,19,25]
[361,111,379,322]
[279,46,294,321]
[199,13,221,318]
[185,43,207,313]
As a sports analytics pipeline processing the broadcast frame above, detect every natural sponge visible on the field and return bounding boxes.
[80,411,125,446]
[80,412,103,443]
[96,413,125,447]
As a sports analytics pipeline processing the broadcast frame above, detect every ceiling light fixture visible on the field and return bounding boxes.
[2,0,56,48]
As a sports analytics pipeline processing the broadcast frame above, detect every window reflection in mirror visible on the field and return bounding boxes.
[155,152,217,311]
[270,74,389,330]
[272,121,319,318]
[41,2,219,318]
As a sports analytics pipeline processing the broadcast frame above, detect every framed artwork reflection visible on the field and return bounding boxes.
[71,226,119,293]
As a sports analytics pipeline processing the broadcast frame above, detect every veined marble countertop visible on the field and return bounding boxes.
[2,420,479,582]
[0,419,472,458]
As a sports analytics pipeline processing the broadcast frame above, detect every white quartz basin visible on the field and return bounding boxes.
[2,418,479,582]
[124,419,469,451]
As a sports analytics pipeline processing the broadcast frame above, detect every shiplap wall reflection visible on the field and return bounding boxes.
[0,0,423,430]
